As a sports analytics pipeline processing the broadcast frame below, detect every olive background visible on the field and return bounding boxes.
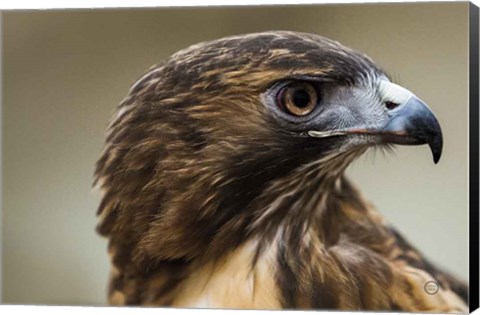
[1,2,469,305]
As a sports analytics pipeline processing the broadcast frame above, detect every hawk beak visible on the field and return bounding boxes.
[308,95,443,164]
[378,95,443,164]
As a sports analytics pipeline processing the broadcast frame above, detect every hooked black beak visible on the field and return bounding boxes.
[379,96,443,164]
[307,81,442,164]
[308,94,443,164]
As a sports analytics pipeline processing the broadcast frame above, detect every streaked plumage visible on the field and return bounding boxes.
[94,31,467,311]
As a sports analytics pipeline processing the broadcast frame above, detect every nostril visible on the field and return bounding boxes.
[385,101,400,110]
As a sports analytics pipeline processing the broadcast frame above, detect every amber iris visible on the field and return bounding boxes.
[278,82,318,116]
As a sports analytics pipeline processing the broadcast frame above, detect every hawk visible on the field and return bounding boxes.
[94,31,468,311]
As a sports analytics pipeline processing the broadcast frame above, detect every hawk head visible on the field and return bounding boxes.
[95,31,442,265]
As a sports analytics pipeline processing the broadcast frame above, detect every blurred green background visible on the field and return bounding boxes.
[2,2,469,305]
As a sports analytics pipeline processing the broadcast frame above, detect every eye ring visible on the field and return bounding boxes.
[276,81,319,116]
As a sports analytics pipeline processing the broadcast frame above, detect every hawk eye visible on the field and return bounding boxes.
[277,81,318,116]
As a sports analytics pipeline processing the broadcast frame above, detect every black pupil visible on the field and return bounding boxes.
[292,89,311,108]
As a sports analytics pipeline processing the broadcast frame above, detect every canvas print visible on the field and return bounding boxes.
[1,1,478,313]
